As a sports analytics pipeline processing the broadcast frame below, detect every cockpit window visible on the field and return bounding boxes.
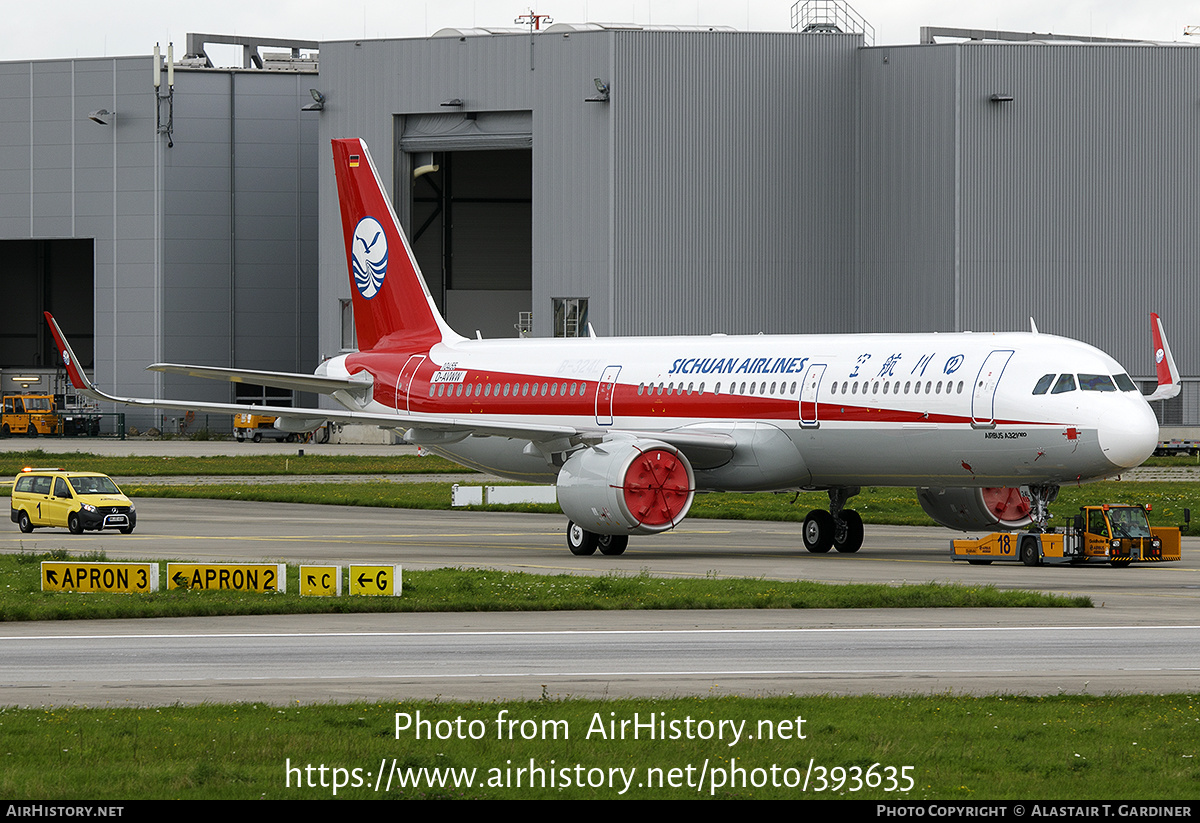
[1114,373,1138,392]
[1032,374,1055,395]
[1078,374,1116,392]
[1051,374,1076,394]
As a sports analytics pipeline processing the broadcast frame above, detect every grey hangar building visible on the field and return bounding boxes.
[0,19,1196,432]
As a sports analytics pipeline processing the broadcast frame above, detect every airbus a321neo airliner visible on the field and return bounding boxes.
[45,138,1180,557]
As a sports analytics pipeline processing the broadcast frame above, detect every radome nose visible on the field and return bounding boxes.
[1099,398,1159,469]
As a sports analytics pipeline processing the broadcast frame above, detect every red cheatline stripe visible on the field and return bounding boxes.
[343,357,1065,428]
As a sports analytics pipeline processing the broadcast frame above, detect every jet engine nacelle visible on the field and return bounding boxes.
[556,439,695,536]
[915,486,1033,531]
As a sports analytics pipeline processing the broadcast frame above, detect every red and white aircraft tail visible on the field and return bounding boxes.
[331,139,461,352]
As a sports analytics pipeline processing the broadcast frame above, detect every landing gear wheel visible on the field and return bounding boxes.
[802,510,835,553]
[597,534,629,556]
[18,511,33,533]
[68,513,83,535]
[833,509,864,553]
[1021,537,1041,567]
[567,521,598,556]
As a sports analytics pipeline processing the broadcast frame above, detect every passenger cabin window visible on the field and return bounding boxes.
[1051,374,1077,394]
[1032,374,1055,395]
[1078,374,1116,392]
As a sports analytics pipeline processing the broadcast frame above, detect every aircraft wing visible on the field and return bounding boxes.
[44,312,736,459]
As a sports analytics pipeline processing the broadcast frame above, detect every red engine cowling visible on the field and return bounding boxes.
[556,439,695,535]
[916,487,1033,531]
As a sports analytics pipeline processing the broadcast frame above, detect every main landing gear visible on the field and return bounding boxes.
[566,521,629,556]
[803,487,864,554]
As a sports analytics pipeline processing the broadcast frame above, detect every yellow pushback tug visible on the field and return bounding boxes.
[951,504,1182,567]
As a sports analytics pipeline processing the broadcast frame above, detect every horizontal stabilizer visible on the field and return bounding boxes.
[147,363,372,396]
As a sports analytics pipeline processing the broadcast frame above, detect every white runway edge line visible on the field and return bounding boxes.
[4,625,1200,641]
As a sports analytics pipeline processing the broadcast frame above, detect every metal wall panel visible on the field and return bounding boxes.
[854,41,1200,422]
[0,55,317,427]
[318,32,614,344]
[854,45,957,333]
[318,30,860,347]
[955,44,1200,379]
[159,70,318,407]
[611,31,859,337]
[0,56,161,414]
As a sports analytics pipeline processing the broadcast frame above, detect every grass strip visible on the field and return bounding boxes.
[78,479,1200,530]
[1,450,1195,529]
[2,448,1197,473]
[0,449,464,476]
[0,552,1089,621]
[0,694,1195,799]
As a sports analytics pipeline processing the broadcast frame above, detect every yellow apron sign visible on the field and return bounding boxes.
[348,564,402,596]
[300,565,342,597]
[41,561,158,593]
[166,563,286,592]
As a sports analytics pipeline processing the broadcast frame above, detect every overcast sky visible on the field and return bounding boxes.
[3,1,1197,63]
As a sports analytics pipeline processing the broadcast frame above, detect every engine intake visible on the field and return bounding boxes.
[557,439,695,535]
[916,486,1033,531]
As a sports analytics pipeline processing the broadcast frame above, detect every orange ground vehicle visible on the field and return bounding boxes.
[1,394,61,436]
[234,413,307,443]
[951,504,1182,567]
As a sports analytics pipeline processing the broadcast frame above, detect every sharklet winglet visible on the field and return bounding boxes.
[1146,312,1181,402]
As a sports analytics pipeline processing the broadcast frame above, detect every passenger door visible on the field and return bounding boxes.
[44,477,74,527]
[799,363,827,428]
[595,366,621,426]
[971,350,1014,427]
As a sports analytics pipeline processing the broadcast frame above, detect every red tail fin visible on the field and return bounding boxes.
[331,138,459,351]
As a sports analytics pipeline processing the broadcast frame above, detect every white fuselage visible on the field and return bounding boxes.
[323,329,1159,491]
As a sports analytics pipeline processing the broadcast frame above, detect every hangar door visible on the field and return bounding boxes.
[0,239,94,369]
[401,112,532,339]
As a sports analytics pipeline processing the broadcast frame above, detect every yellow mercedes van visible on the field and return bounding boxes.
[10,469,136,534]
